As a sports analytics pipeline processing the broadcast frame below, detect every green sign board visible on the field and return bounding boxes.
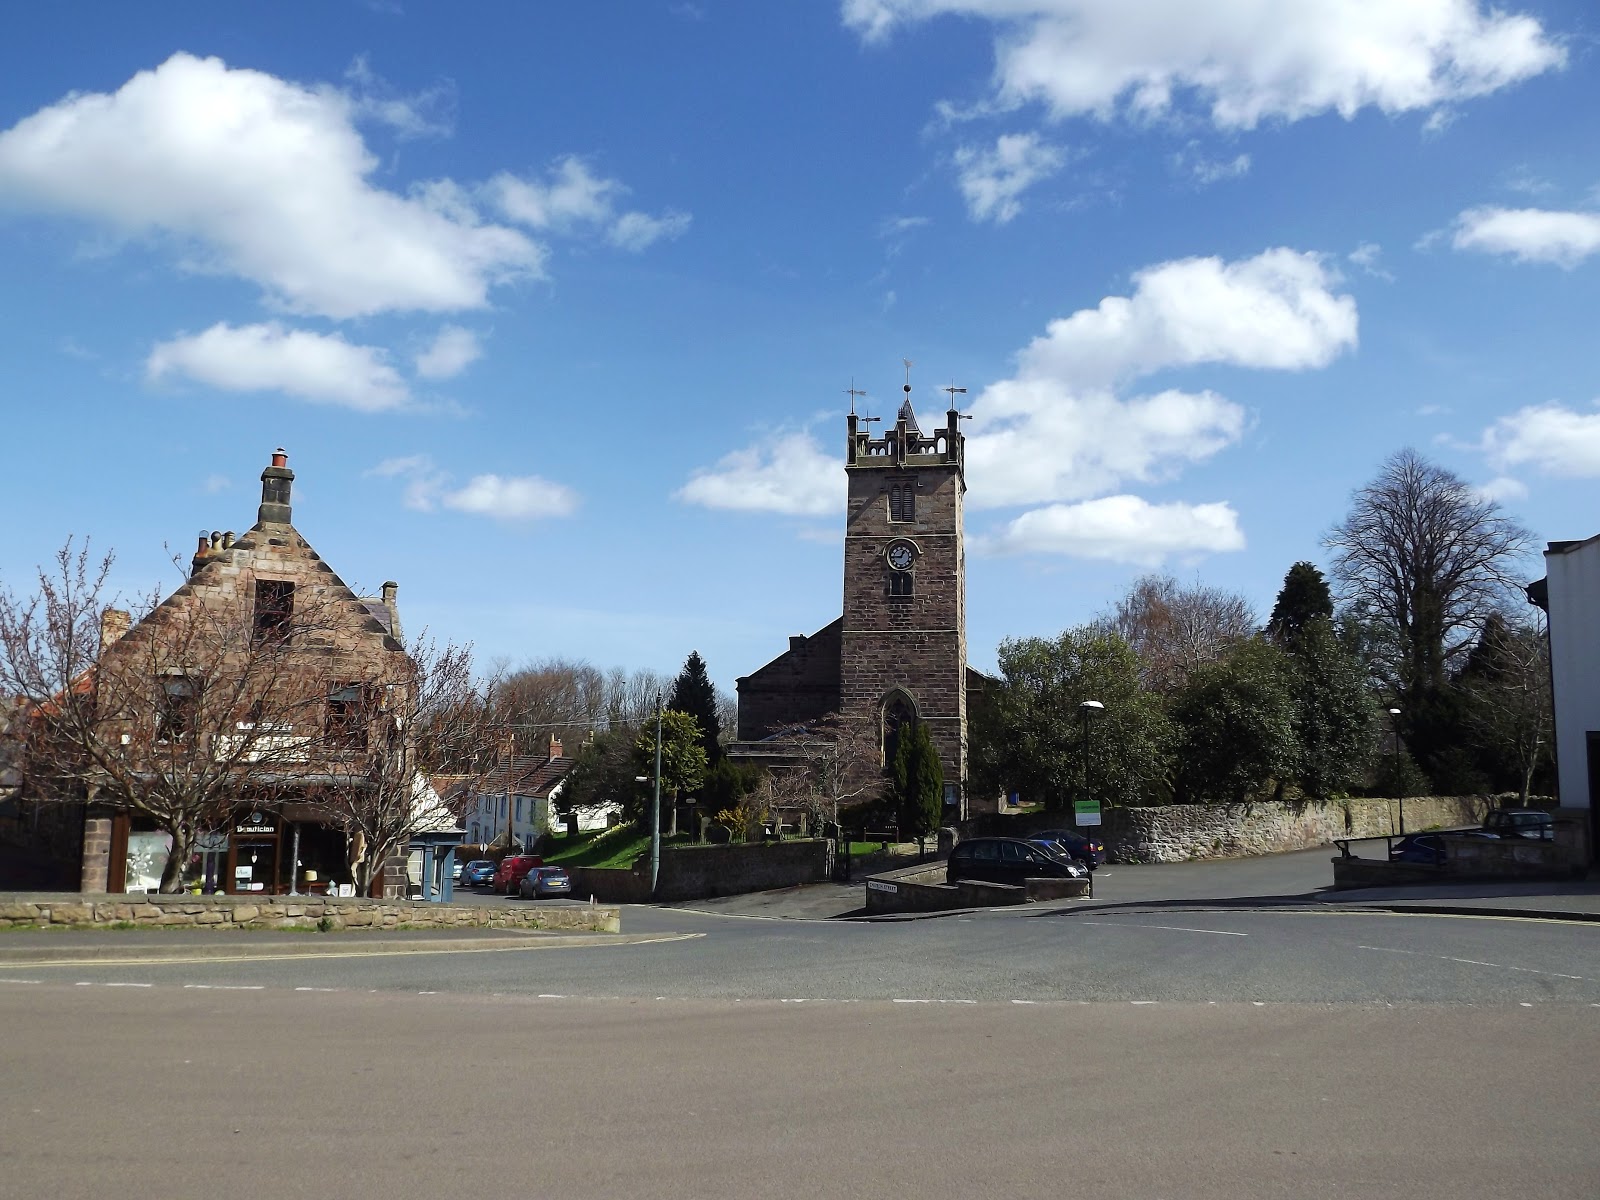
[1073,799,1102,827]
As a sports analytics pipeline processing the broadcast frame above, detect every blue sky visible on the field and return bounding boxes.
[1,1,1597,696]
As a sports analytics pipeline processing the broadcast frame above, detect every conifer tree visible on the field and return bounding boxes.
[668,650,723,766]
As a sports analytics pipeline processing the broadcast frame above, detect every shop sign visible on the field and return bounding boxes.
[235,809,277,835]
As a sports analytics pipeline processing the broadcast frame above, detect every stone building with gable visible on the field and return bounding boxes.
[72,449,419,895]
[731,380,989,819]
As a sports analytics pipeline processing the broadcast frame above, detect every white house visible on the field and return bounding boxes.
[461,737,603,851]
[1529,535,1600,864]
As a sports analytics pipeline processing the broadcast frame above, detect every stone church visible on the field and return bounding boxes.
[731,379,988,819]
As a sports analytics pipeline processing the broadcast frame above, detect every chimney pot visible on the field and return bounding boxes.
[272,448,288,468]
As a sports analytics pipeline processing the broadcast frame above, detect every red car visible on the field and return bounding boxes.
[491,854,543,894]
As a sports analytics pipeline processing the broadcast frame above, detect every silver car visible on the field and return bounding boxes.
[518,866,574,900]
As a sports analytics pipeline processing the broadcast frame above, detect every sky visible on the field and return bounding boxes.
[1,1,1597,696]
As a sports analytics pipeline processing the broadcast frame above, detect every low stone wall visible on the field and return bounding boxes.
[0,892,621,933]
[567,866,654,905]
[656,839,833,902]
[989,796,1502,864]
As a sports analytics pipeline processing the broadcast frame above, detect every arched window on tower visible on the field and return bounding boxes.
[881,691,916,768]
[888,568,913,598]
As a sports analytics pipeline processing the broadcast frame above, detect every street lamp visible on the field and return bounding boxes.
[1388,707,1404,835]
[651,692,663,898]
[1079,700,1105,802]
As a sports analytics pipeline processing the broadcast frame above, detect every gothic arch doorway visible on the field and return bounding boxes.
[881,690,917,767]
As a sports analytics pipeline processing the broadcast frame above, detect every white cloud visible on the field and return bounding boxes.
[993,247,1357,393]
[680,246,1355,524]
[488,157,619,231]
[1472,476,1528,503]
[675,432,843,516]
[343,55,455,139]
[609,209,692,251]
[1174,149,1251,185]
[147,322,409,412]
[0,53,542,319]
[1481,402,1600,476]
[843,1,1563,128]
[977,495,1245,563]
[1451,206,1600,268]
[1348,241,1394,281]
[441,474,579,521]
[414,325,482,380]
[952,132,1065,223]
[369,455,578,520]
[201,474,231,494]
[489,157,691,251]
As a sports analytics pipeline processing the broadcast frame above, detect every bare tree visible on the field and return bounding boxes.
[0,540,362,892]
[774,712,883,834]
[1326,449,1531,699]
[308,634,500,894]
[1457,617,1552,804]
[1103,574,1256,693]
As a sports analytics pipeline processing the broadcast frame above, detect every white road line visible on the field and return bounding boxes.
[1083,921,1248,937]
[295,987,339,992]
[1357,945,1592,982]
[1131,1000,1158,1005]
[0,978,41,985]
[183,984,263,990]
[102,982,153,988]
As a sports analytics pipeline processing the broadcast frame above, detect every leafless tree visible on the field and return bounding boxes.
[0,540,357,892]
[1458,617,1552,805]
[1102,574,1256,693]
[1326,449,1532,699]
[758,712,884,835]
[308,634,500,894]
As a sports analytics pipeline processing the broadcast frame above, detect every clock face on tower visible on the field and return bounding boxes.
[886,540,915,571]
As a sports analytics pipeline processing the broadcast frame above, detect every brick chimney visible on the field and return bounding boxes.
[548,734,563,761]
[258,447,294,526]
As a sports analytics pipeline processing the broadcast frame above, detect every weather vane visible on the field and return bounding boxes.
[902,358,914,392]
[845,379,867,416]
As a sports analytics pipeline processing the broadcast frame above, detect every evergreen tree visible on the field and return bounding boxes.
[1266,561,1334,647]
[668,650,723,765]
[1171,639,1298,803]
[1286,617,1377,798]
[888,719,943,837]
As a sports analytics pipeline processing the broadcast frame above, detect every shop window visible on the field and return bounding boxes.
[253,579,294,644]
[325,682,371,750]
[156,675,198,742]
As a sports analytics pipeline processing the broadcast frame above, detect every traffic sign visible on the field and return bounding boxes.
[1073,799,1102,827]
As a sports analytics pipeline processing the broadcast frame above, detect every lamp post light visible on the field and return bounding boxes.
[1079,700,1105,802]
[651,692,664,898]
[1388,706,1404,835]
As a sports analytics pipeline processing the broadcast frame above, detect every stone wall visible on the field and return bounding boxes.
[656,839,833,901]
[992,796,1505,863]
[0,892,620,933]
[567,866,654,904]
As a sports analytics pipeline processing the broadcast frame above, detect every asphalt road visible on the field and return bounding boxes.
[5,861,1599,1198]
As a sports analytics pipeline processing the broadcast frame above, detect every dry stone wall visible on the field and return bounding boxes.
[0,892,620,932]
[1002,796,1506,863]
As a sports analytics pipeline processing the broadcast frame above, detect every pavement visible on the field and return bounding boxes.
[661,840,1600,923]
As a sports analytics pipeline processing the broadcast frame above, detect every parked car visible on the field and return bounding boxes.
[460,860,497,887]
[1480,808,1554,840]
[947,837,1088,886]
[1388,833,1447,865]
[492,854,544,894]
[1029,828,1106,869]
[518,866,574,900]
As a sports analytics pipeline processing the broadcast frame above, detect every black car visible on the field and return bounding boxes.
[1029,828,1106,869]
[947,837,1088,886]
[1481,809,1554,840]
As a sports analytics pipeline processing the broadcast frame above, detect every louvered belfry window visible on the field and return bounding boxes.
[888,483,915,522]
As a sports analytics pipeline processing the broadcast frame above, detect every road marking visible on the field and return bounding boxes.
[1131,1000,1158,1005]
[0,978,41,985]
[183,984,263,990]
[1083,921,1248,937]
[294,987,338,992]
[1357,945,1592,982]
[101,981,153,988]
[0,931,702,971]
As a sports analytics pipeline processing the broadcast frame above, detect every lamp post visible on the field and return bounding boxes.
[1079,700,1104,802]
[1388,706,1404,835]
[651,692,663,898]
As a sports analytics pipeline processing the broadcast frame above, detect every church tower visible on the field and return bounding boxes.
[840,376,969,816]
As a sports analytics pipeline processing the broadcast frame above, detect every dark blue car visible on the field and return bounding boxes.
[1030,828,1106,870]
[460,859,497,887]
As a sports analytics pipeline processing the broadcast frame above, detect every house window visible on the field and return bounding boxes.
[888,569,913,598]
[325,682,370,750]
[156,676,198,742]
[253,579,294,644]
[515,796,523,823]
[888,484,915,522]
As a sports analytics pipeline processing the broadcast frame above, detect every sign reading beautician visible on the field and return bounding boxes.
[235,810,276,835]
